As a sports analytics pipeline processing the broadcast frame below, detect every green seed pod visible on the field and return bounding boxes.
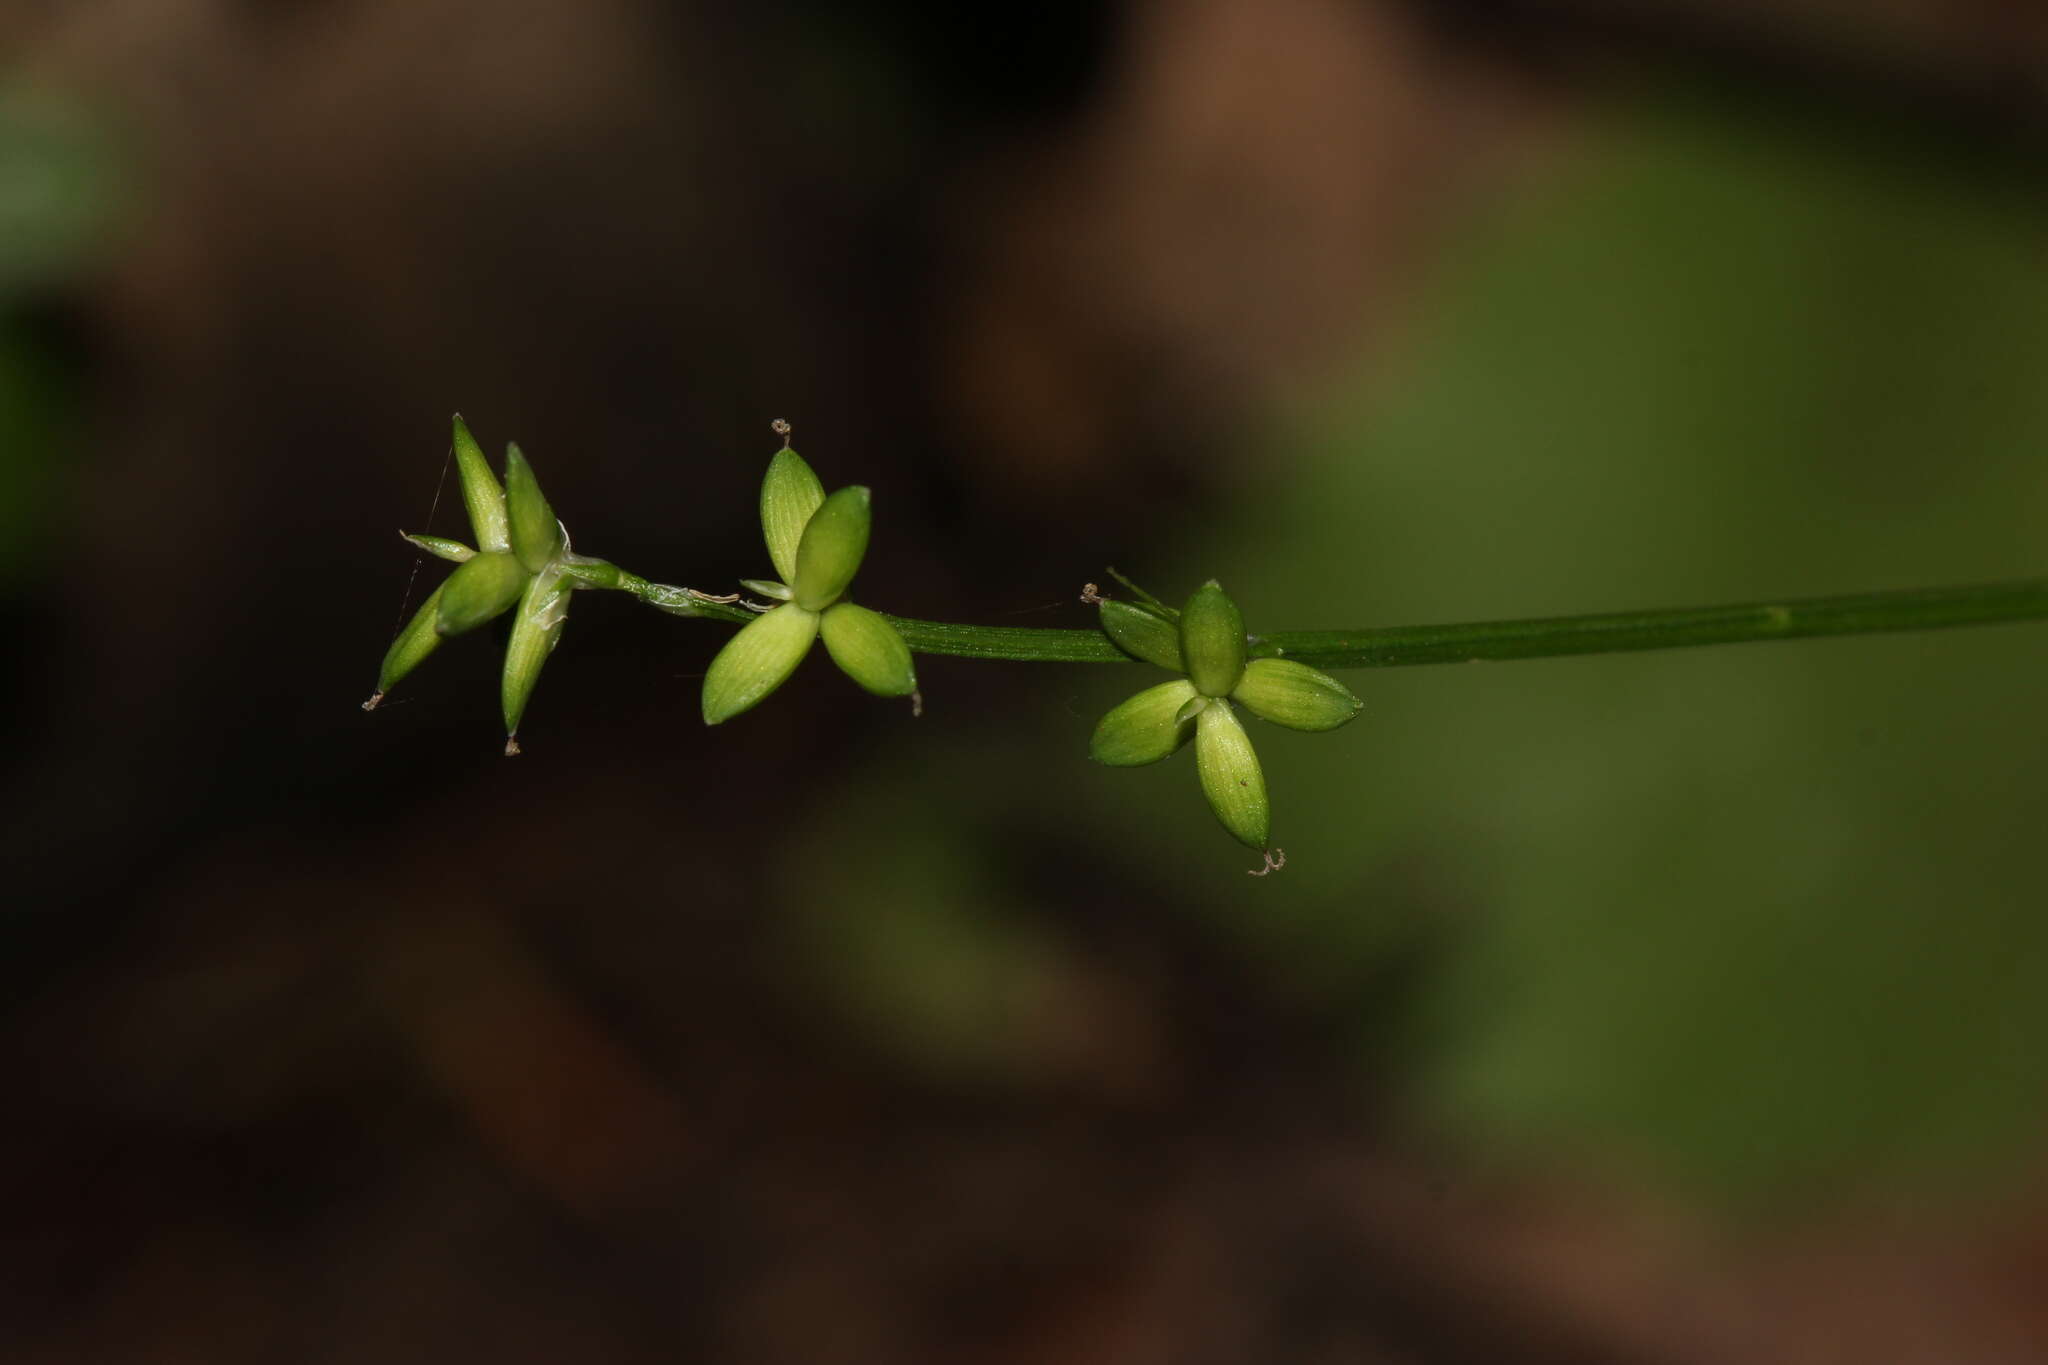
[820,602,917,698]
[1180,580,1247,698]
[1230,658,1363,732]
[1099,599,1183,671]
[1089,679,1199,767]
[451,414,510,554]
[377,583,447,695]
[761,448,825,586]
[435,550,529,637]
[502,565,571,742]
[503,442,562,574]
[1194,700,1269,850]
[701,603,821,724]
[402,532,475,563]
[793,486,871,612]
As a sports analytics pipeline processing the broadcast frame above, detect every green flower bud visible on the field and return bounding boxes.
[403,532,475,563]
[702,603,821,724]
[821,602,916,697]
[1194,700,1269,850]
[793,485,871,611]
[502,565,571,745]
[760,447,825,586]
[1180,580,1246,698]
[1099,599,1183,671]
[1089,679,1199,766]
[1230,658,1363,732]
[435,550,529,637]
[503,442,562,574]
[451,414,509,554]
[368,418,604,743]
[376,583,447,696]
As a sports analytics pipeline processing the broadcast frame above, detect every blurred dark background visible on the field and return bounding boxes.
[6,1,2048,1360]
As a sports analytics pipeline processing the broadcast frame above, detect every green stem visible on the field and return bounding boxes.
[1256,578,2048,669]
[884,617,1126,662]
[582,565,2048,669]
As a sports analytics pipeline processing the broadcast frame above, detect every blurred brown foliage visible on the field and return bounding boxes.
[6,1,2048,1361]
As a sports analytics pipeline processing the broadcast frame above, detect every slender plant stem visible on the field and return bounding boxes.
[883,617,1127,662]
[584,566,2048,669]
[1253,578,2048,669]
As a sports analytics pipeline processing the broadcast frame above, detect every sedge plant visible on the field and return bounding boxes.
[368,417,2048,872]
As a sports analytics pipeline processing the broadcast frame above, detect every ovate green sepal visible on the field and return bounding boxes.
[793,485,872,611]
[435,551,528,637]
[1180,580,1247,698]
[378,584,447,694]
[503,442,562,574]
[760,448,825,586]
[1090,679,1199,766]
[702,604,821,724]
[821,602,916,697]
[502,565,571,740]
[1099,599,1183,670]
[1230,658,1362,732]
[1194,700,1269,850]
[451,414,510,553]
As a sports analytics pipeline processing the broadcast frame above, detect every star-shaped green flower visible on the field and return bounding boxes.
[1090,581,1362,862]
[700,444,917,724]
[366,415,583,754]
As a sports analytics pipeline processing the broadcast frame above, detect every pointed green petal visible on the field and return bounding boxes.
[403,532,475,563]
[1231,658,1363,732]
[821,602,917,697]
[435,550,529,637]
[377,584,447,694]
[503,442,562,574]
[701,604,820,724]
[1099,599,1183,671]
[1181,580,1247,698]
[502,566,571,740]
[1195,700,1269,850]
[793,485,871,611]
[1089,679,1200,766]
[740,578,794,601]
[451,415,510,553]
[761,448,825,586]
